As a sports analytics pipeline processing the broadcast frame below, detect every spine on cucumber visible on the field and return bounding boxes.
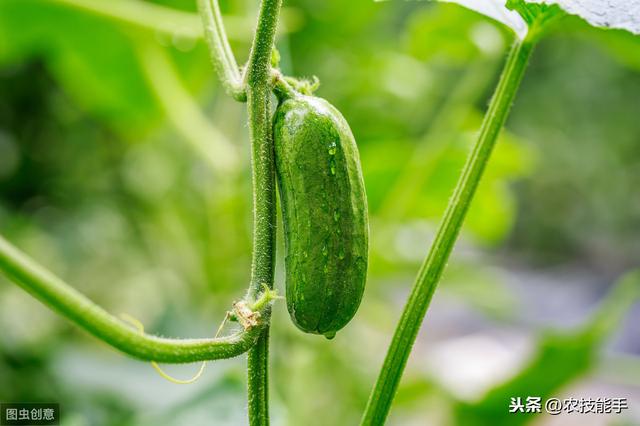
[273,90,368,339]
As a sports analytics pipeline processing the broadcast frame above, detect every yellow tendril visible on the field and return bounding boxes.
[119,313,207,385]
[214,312,231,338]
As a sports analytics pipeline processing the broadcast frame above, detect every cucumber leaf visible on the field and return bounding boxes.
[378,0,639,40]
[525,0,640,35]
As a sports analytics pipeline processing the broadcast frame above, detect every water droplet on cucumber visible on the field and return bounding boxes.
[329,158,336,176]
[324,331,337,340]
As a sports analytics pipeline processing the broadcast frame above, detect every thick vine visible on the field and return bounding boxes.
[244,0,283,423]
[0,235,270,363]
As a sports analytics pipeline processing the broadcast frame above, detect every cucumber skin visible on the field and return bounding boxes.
[273,94,368,338]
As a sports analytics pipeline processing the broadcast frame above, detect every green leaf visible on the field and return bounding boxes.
[406,4,510,63]
[0,0,163,135]
[524,0,640,35]
[383,0,640,41]
[453,270,640,426]
[379,0,640,41]
[362,123,535,246]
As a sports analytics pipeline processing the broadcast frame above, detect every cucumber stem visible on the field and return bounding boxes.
[360,38,535,426]
[0,235,266,363]
[197,0,247,101]
[245,0,283,424]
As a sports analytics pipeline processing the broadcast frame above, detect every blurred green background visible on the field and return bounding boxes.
[0,0,639,425]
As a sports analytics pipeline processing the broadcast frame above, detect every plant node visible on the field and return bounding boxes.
[227,284,281,330]
[231,300,262,329]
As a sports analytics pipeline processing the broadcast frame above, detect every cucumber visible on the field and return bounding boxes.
[273,92,368,339]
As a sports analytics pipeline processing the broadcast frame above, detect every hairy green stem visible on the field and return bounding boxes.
[0,235,265,363]
[197,0,246,101]
[361,39,534,425]
[244,0,282,424]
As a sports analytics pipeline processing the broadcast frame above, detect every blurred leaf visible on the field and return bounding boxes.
[442,263,518,319]
[583,23,640,71]
[406,4,509,64]
[455,331,596,425]
[363,110,536,245]
[136,41,239,172]
[453,270,640,425]
[377,0,529,39]
[136,370,247,426]
[0,0,162,134]
[50,0,204,40]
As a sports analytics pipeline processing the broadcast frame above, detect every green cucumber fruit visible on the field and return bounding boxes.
[273,93,368,339]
